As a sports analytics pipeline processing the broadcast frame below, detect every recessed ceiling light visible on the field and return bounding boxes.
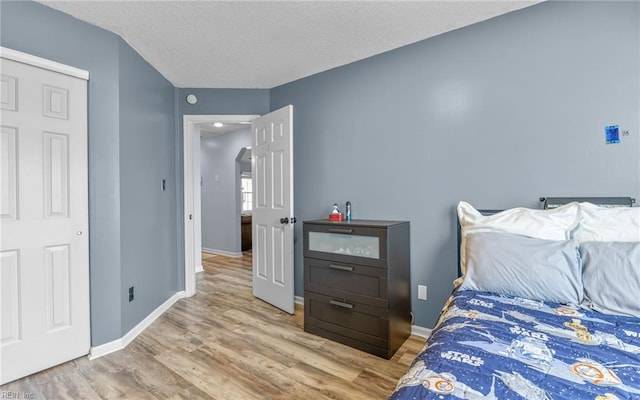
[213,122,224,128]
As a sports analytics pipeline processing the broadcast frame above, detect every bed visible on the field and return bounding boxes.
[390,198,640,400]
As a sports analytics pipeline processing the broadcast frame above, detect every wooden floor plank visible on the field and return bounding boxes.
[1,251,425,399]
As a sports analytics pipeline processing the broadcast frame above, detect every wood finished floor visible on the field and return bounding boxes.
[1,252,425,399]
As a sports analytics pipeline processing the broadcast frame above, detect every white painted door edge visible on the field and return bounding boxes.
[88,291,186,360]
[182,114,259,297]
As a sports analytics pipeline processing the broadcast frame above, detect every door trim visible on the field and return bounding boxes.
[0,46,89,80]
[182,114,259,296]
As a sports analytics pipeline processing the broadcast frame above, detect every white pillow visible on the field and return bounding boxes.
[581,241,640,317]
[573,202,640,243]
[461,232,583,304]
[456,201,581,287]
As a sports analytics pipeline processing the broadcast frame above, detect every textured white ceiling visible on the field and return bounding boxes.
[38,1,540,89]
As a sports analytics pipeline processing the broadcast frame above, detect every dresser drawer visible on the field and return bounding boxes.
[304,258,387,308]
[304,223,387,267]
[304,291,388,349]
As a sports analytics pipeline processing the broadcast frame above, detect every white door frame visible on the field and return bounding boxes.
[182,114,259,297]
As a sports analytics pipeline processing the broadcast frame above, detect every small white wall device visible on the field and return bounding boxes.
[186,94,197,105]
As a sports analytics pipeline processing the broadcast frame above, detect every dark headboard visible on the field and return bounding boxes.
[540,196,635,209]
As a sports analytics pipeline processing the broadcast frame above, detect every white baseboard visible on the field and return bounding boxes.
[88,338,122,360]
[294,295,304,305]
[195,264,204,273]
[411,325,432,339]
[202,247,242,258]
[88,290,186,360]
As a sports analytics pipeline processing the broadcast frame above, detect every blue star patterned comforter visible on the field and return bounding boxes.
[390,290,640,400]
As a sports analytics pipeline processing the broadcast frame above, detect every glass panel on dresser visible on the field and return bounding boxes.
[308,232,380,259]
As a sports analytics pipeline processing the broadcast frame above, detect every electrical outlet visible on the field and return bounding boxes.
[418,285,427,300]
[128,286,134,302]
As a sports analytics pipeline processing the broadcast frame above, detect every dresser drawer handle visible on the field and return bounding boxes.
[327,228,353,234]
[329,299,354,309]
[328,264,354,272]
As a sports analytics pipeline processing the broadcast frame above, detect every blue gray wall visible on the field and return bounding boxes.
[270,1,640,328]
[177,89,270,117]
[1,1,179,345]
[118,41,178,334]
[200,128,252,254]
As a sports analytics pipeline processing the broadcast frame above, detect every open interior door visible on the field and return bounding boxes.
[251,105,294,314]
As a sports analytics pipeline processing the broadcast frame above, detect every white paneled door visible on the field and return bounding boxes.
[0,50,90,384]
[251,105,294,314]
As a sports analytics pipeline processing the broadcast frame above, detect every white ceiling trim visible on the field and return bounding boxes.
[38,1,541,89]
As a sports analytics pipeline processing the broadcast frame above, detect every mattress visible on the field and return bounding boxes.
[390,290,640,400]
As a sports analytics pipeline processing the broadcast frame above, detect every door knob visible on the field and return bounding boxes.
[291,217,297,224]
[280,217,289,224]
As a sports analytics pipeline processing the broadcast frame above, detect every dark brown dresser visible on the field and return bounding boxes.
[241,215,252,251]
[303,219,411,359]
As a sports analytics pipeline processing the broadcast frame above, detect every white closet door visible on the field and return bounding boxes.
[1,52,90,385]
